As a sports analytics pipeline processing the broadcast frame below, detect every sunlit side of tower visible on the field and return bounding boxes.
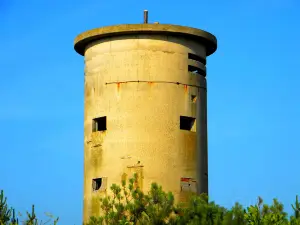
[74,11,217,223]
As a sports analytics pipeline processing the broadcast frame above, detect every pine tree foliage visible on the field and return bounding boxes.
[0,190,13,224]
[0,190,58,225]
[85,174,300,225]
[0,176,299,225]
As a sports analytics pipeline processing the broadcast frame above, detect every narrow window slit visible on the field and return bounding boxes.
[188,53,206,65]
[188,65,206,76]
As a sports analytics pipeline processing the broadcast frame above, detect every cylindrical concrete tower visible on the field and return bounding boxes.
[74,22,217,222]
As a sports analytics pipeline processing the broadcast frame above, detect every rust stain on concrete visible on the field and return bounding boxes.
[184,84,188,93]
[117,82,121,92]
[148,81,154,86]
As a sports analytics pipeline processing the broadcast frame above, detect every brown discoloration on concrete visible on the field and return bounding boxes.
[91,195,101,217]
[74,24,217,56]
[184,84,188,93]
[148,81,154,87]
[126,165,144,190]
[121,173,128,183]
[117,82,121,92]
[90,132,105,166]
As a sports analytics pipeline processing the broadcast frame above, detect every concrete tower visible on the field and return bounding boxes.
[74,12,217,222]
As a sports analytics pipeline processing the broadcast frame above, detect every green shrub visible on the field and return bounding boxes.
[0,190,58,225]
[86,174,300,225]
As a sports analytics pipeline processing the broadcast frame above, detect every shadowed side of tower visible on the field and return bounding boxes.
[74,22,217,223]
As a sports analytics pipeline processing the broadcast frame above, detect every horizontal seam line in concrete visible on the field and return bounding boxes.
[105,80,206,89]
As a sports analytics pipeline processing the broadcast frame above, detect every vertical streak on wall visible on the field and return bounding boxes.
[184,85,189,111]
[116,82,121,101]
[184,84,188,93]
[196,76,208,195]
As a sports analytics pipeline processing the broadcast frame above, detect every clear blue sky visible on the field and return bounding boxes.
[1,0,300,224]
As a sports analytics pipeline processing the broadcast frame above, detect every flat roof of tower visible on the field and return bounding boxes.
[74,24,217,56]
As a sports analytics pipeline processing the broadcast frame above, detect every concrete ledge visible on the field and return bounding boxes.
[74,24,217,56]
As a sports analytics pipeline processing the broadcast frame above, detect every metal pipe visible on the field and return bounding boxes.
[196,76,208,196]
[144,10,148,24]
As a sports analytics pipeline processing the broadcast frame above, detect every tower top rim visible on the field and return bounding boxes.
[74,24,217,56]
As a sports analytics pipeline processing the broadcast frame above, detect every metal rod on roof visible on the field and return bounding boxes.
[144,10,148,24]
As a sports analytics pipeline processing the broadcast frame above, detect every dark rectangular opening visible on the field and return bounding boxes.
[188,65,206,76]
[92,178,102,191]
[191,95,197,103]
[180,116,196,132]
[92,116,106,132]
[188,53,206,65]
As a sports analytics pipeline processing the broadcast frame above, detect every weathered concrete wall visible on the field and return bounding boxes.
[82,34,208,222]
